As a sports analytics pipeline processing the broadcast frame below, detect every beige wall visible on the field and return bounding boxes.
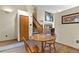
[55,6,79,49]
[36,7,45,25]
[0,10,17,41]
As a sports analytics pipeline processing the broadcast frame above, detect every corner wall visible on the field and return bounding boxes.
[0,10,17,41]
[55,6,79,49]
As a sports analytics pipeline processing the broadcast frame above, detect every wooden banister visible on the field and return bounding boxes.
[33,16,43,33]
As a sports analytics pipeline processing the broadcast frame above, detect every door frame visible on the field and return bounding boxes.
[17,10,32,41]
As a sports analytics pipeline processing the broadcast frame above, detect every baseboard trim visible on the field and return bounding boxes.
[56,42,79,51]
[0,39,17,42]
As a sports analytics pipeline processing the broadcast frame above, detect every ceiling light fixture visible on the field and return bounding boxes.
[2,8,13,13]
[57,10,62,12]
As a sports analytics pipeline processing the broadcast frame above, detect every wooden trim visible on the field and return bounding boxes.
[0,39,17,42]
[56,42,79,51]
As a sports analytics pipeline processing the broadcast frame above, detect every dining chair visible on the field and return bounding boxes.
[43,27,56,53]
[44,35,56,53]
[23,37,39,53]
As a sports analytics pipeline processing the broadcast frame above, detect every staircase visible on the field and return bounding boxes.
[33,16,43,34]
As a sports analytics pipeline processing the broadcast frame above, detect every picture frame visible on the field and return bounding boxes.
[44,24,52,34]
[45,11,53,22]
[62,12,79,24]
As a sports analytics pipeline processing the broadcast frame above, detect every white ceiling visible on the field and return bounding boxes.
[34,5,78,13]
[0,5,78,13]
[0,5,34,12]
[0,5,27,11]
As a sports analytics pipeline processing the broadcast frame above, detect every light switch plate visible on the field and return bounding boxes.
[76,40,79,43]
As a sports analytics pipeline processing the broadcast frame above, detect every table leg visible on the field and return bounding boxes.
[41,42,44,53]
[49,44,51,53]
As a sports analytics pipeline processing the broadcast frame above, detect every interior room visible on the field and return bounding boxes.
[0,5,79,53]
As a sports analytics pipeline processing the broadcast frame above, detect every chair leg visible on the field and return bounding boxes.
[48,43,56,53]
[43,42,46,52]
[44,42,46,48]
[44,42,56,53]
[48,44,52,53]
[53,43,56,53]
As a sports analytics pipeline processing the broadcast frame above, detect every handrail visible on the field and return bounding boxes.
[33,16,42,27]
[33,16,43,33]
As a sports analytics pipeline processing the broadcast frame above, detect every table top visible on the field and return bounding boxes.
[32,34,56,42]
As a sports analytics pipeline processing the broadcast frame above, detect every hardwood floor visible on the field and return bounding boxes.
[1,46,26,53]
[0,39,79,53]
[55,43,79,53]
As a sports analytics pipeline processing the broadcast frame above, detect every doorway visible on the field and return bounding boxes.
[20,15,29,41]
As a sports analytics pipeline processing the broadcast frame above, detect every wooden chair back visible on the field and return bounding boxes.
[23,37,39,53]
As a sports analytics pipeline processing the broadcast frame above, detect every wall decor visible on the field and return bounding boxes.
[62,12,79,24]
[45,11,53,22]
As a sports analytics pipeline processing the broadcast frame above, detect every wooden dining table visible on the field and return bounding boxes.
[32,34,56,53]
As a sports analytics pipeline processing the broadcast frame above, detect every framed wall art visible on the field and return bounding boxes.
[62,12,79,24]
[45,11,53,22]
